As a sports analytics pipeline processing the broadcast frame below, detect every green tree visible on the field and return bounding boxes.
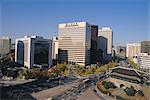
[128,59,140,69]
[137,90,144,96]
[124,86,136,96]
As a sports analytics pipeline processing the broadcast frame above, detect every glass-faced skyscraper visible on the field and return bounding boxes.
[90,25,99,64]
[58,22,91,66]
[15,36,52,68]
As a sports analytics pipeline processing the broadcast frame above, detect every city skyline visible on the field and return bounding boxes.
[0,0,150,45]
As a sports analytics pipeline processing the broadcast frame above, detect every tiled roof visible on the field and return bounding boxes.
[110,67,141,78]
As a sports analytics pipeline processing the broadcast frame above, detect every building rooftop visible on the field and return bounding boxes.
[52,36,58,41]
[110,66,146,78]
[0,36,10,39]
[99,27,112,31]
[24,36,43,39]
[127,43,141,46]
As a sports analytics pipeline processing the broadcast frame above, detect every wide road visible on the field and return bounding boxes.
[32,73,106,100]
[32,79,84,100]
[52,79,91,100]
[77,84,105,100]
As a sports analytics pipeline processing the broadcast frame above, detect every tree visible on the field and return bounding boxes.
[137,90,144,96]
[124,86,136,96]
[59,66,66,72]
[120,84,124,88]
[18,69,28,79]
[1,66,7,76]
[6,70,18,78]
[102,81,117,89]
[116,96,124,100]
[128,59,140,69]
[91,68,96,74]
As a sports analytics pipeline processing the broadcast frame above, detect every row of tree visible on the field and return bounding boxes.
[18,64,69,79]
[74,61,119,76]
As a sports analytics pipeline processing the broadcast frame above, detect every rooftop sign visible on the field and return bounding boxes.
[59,22,87,28]
[65,22,78,27]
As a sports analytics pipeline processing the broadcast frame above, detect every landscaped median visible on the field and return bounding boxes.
[96,81,117,94]
[96,80,146,100]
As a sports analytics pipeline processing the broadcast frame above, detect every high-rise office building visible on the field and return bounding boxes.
[15,36,52,68]
[58,22,91,66]
[91,25,98,64]
[52,36,59,60]
[0,36,11,55]
[126,43,141,59]
[98,27,113,60]
[141,41,150,55]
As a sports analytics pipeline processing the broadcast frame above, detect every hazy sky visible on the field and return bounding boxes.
[0,0,149,45]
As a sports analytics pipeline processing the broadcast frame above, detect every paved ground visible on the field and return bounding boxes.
[31,80,80,100]
[77,86,101,100]
[143,84,150,100]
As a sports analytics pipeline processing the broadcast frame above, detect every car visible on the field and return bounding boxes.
[93,89,97,92]
[71,88,74,91]
[77,90,81,93]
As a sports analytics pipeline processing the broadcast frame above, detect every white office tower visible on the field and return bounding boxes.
[98,27,113,60]
[58,22,91,66]
[0,36,11,55]
[52,36,59,60]
[133,53,150,74]
[126,43,141,59]
[15,36,52,68]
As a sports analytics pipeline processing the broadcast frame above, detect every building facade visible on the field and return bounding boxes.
[90,25,99,64]
[139,55,150,74]
[141,41,150,55]
[113,45,126,58]
[98,27,113,60]
[126,43,141,59]
[15,36,52,68]
[114,45,126,54]
[58,22,91,66]
[133,53,150,74]
[0,36,11,55]
[52,36,59,60]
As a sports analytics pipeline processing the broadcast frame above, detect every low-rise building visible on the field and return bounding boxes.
[113,45,126,59]
[133,53,150,74]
